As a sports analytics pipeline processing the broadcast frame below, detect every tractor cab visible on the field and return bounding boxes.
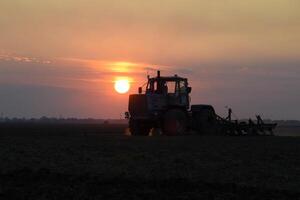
[139,71,191,109]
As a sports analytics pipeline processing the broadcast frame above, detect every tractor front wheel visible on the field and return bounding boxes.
[129,119,150,136]
[163,109,187,136]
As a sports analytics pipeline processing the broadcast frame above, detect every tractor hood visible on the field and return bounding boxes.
[128,94,167,119]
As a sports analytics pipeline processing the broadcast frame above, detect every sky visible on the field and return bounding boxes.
[0,0,300,119]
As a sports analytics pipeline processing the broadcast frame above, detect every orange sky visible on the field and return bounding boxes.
[0,0,300,119]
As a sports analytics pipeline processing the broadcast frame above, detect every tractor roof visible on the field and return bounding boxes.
[149,75,187,82]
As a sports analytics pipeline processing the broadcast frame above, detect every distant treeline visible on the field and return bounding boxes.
[272,120,300,126]
[0,117,299,126]
[0,117,128,124]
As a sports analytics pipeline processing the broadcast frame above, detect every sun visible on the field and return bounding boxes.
[114,79,130,94]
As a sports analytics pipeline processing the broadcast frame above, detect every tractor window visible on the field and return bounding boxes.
[146,80,180,94]
[179,81,186,93]
[166,81,176,94]
[146,80,155,93]
[154,81,157,92]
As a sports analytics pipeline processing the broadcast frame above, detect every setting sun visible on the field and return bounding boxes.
[114,79,130,94]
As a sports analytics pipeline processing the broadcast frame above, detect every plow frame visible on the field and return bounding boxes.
[216,110,277,136]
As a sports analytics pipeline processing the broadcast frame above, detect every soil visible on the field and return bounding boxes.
[0,123,299,199]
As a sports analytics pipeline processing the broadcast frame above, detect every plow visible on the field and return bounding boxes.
[215,110,276,136]
[125,71,277,136]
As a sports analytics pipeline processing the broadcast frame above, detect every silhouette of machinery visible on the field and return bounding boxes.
[126,71,276,136]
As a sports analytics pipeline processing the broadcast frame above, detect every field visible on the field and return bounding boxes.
[0,123,300,199]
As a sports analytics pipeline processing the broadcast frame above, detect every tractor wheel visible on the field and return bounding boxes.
[163,109,187,135]
[129,120,150,136]
[192,110,218,135]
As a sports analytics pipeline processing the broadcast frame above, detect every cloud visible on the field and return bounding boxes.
[0,52,51,64]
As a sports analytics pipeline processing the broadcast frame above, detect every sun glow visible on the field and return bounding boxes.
[110,61,137,73]
[114,79,130,94]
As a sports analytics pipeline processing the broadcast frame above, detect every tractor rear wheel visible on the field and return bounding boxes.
[191,106,218,135]
[129,119,150,136]
[163,109,187,135]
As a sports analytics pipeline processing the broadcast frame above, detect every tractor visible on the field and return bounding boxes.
[125,71,276,136]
